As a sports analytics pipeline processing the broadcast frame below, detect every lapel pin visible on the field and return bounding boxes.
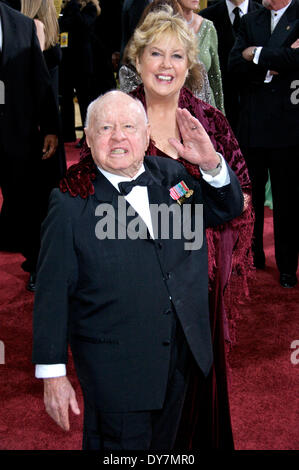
[286,25,290,30]
[169,181,194,206]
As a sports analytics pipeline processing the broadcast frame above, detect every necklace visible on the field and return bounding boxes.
[186,12,194,25]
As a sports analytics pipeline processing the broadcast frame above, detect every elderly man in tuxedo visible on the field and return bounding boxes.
[228,0,299,287]
[0,1,60,291]
[200,0,262,133]
[32,90,243,451]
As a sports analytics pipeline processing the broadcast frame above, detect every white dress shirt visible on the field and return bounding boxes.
[226,0,249,23]
[35,155,230,379]
[99,164,155,239]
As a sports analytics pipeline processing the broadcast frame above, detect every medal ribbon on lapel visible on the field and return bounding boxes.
[169,181,194,206]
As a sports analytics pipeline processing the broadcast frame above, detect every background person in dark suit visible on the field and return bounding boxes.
[200,0,262,133]
[120,0,152,61]
[0,0,20,8]
[32,90,243,451]
[0,1,60,290]
[58,0,101,143]
[93,0,123,74]
[228,0,299,287]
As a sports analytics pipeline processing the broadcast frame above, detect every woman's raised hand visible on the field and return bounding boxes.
[168,108,220,170]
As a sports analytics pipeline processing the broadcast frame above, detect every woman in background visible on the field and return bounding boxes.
[21,0,66,172]
[19,0,66,291]
[177,0,225,113]
[21,0,60,96]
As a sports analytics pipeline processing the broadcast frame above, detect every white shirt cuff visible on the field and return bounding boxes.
[252,47,273,83]
[253,46,262,64]
[200,154,230,188]
[264,70,273,83]
[35,364,66,378]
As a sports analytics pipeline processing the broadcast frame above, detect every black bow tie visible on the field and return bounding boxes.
[118,171,153,196]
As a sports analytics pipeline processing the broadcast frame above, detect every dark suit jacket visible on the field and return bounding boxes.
[32,156,243,413]
[94,0,123,56]
[0,2,59,161]
[228,0,299,148]
[59,0,98,78]
[200,0,262,131]
[120,0,150,60]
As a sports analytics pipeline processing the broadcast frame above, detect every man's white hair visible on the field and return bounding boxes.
[85,90,148,129]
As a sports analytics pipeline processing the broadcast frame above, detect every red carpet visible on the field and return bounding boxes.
[0,142,298,450]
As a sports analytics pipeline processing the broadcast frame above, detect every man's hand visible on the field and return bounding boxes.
[168,108,220,171]
[242,46,257,61]
[43,376,80,431]
[42,134,58,160]
[291,39,299,49]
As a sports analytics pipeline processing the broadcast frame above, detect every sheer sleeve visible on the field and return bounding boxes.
[192,61,214,106]
[118,64,142,94]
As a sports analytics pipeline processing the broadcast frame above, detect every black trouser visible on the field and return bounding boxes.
[82,318,192,451]
[244,146,299,274]
[0,151,41,268]
[0,145,60,272]
[59,58,94,142]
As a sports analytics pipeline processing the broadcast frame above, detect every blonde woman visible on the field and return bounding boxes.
[21,0,64,119]
[21,1,67,261]
[21,0,59,51]
[119,0,213,106]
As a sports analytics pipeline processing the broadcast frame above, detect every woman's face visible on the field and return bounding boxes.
[177,0,199,12]
[136,33,189,101]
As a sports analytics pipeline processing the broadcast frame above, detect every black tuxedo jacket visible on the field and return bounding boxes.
[32,156,243,413]
[0,2,59,160]
[228,0,299,148]
[200,0,262,131]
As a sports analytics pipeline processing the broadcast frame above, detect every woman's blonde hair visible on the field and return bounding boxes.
[127,4,199,73]
[21,0,59,49]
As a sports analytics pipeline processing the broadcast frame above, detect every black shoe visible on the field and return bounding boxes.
[279,273,298,288]
[26,272,36,292]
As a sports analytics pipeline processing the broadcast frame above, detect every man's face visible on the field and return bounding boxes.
[262,0,290,10]
[85,94,150,178]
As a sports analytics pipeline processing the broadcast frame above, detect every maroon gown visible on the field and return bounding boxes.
[60,85,254,450]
